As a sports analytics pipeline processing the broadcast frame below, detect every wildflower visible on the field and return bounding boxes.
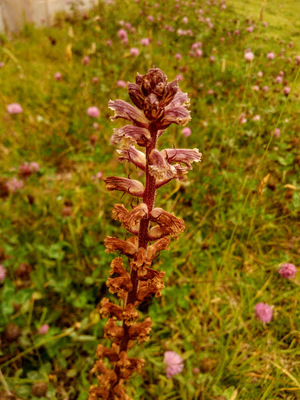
[279,263,297,279]
[257,71,263,77]
[106,39,113,46]
[295,55,300,66]
[209,55,215,63]
[262,85,269,93]
[267,52,275,60]
[38,324,49,334]
[19,162,39,178]
[82,56,90,65]
[147,15,154,22]
[182,127,191,137]
[7,103,23,114]
[272,128,281,137]
[54,72,62,81]
[283,86,291,96]
[195,49,203,58]
[118,29,128,40]
[0,61,4,68]
[130,48,139,56]
[182,17,188,24]
[5,178,24,193]
[275,76,283,84]
[252,115,260,122]
[176,74,183,81]
[0,264,6,282]
[87,107,100,118]
[175,53,182,60]
[244,51,254,62]
[140,38,150,46]
[164,351,184,378]
[254,303,273,323]
[92,77,99,84]
[252,85,260,92]
[117,80,127,88]
[247,26,254,32]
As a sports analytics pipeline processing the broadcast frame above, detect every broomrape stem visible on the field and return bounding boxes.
[89,68,201,400]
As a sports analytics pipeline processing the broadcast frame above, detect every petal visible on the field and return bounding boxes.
[167,90,190,108]
[150,208,185,238]
[105,176,144,197]
[161,148,202,169]
[108,99,149,127]
[128,83,145,109]
[161,106,191,128]
[117,146,146,170]
[149,149,177,180]
[112,125,151,147]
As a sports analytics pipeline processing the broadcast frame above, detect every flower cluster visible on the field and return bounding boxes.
[89,68,201,399]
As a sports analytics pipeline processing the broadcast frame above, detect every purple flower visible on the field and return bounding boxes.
[175,53,182,60]
[252,85,260,92]
[263,85,269,93]
[54,72,62,81]
[0,264,6,282]
[272,128,281,137]
[0,62,4,68]
[181,127,191,137]
[130,48,139,56]
[247,26,254,32]
[7,103,23,114]
[118,29,128,40]
[5,178,24,193]
[257,71,263,77]
[275,76,283,84]
[147,15,154,22]
[255,303,273,323]
[283,86,291,96]
[87,107,100,118]
[164,351,184,378]
[140,38,150,46]
[38,324,49,334]
[244,51,254,62]
[267,52,275,60]
[81,56,90,65]
[117,80,127,88]
[279,263,297,279]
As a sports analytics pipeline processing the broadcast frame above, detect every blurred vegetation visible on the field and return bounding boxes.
[0,0,299,399]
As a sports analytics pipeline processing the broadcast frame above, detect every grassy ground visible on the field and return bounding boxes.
[0,0,299,399]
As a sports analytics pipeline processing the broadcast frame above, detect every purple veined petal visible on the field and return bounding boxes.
[117,146,146,171]
[104,177,144,197]
[161,148,202,169]
[160,106,191,129]
[166,90,190,108]
[112,125,151,147]
[149,149,177,180]
[108,100,149,128]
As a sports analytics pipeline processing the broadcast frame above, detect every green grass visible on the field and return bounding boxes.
[0,0,299,399]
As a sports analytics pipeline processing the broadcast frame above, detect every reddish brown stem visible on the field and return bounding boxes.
[113,124,158,391]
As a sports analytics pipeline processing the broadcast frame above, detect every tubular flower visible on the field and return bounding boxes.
[89,68,200,399]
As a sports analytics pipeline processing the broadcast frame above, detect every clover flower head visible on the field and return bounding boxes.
[279,263,297,279]
[255,303,273,323]
[164,351,184,378]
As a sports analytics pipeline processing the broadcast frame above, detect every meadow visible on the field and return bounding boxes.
[0,0,299,399]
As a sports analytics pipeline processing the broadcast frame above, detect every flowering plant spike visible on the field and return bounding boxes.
[89,67,201,400]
